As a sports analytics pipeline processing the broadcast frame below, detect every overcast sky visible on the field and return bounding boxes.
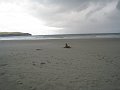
[0,0,120,35]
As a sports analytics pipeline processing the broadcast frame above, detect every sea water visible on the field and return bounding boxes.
[0,33,120,40]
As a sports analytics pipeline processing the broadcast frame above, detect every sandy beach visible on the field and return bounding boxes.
[0,39,120,90]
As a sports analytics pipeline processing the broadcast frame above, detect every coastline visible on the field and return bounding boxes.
[0,38,120,90]
[0,33,120,40]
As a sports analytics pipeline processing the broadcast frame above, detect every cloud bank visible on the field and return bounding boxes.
[0,0,120,34]
[29,0,120,34]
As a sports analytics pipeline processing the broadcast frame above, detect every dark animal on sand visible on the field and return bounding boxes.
[64,43,71,48]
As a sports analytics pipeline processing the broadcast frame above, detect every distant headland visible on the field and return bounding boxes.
[0,32,32,37]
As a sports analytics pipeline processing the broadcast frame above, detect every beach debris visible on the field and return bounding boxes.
[64,43,71,48]
[17,80,23,85]
[36,49,42,51]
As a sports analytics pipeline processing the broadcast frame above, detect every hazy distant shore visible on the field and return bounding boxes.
[0,32,31,37]
[0,39,120,90]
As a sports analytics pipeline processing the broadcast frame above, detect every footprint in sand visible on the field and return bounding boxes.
[30,86,37,90]
[0,72,5,76]
[32,61,36,66]
[98,56,105,60]
[40,62,46,65]
[0,64,8,67]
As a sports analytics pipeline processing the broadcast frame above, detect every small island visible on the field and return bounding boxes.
[0,32,32,37]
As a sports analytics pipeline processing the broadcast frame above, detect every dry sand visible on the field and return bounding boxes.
[0,39,120,90]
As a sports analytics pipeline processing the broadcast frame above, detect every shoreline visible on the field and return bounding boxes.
[0,33,120,40]
[1,37,120,41]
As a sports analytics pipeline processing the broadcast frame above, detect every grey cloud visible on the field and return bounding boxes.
[30,0,120,34]
[0,0,21,3]
[117,0,120,10]
[30,0,108,20]
[31,0,111,11]
[31,0,113,5]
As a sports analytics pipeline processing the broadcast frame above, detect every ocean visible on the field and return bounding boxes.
[0,33,120,40]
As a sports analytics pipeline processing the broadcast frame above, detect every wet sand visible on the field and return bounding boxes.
[0,39,120,90]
